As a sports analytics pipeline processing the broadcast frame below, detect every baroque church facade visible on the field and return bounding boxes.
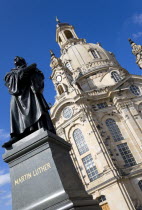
[50,20,142,210]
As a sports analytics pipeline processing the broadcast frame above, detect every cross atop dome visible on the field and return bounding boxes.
[56,16,60,24]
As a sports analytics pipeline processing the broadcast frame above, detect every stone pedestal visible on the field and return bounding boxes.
[3,129,100,210]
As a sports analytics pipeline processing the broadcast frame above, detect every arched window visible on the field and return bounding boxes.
[57,85,64,95]
[64,30,74,39]
[130,85,141,96]
[73,128,89,155]
[106,118,124,142]
[138,180,142,191]
[59,36,62,43]
[90,49,100,59]
[111,71,121,82]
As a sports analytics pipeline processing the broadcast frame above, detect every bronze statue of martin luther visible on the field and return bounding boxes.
[2,56,56,148]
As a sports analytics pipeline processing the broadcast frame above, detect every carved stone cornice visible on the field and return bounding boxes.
[61,38,86,52]
[86,87,109,97]
[115,100,134,111]
[76,59,119,76]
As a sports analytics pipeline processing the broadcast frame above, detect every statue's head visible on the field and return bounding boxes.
[14,56,27,68]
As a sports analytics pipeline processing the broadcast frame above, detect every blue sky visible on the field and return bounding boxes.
[0,0,142,209]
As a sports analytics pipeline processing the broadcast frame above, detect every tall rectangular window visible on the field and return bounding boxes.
[117,143,136,167]
[82,154,99,182]
[106,118,124,142]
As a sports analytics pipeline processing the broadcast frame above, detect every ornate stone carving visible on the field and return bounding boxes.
[86,86,109,96]
[79,113,87,122]
[116,101,134,113]
[57,128,64,136]
[79,59,117,75]
[61,38,86,51]
[129,39,142,69]
[50,50,63,69]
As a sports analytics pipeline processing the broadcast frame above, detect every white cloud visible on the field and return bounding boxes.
[0,129,9,141]
[133,14,142,25]
[0,173,10,186]
[132,32,142,39]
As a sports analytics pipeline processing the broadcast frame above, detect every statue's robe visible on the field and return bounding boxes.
[5,64,55,137]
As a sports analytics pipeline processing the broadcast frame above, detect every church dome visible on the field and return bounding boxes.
[60,42,120,73]
[54,20,128,92]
